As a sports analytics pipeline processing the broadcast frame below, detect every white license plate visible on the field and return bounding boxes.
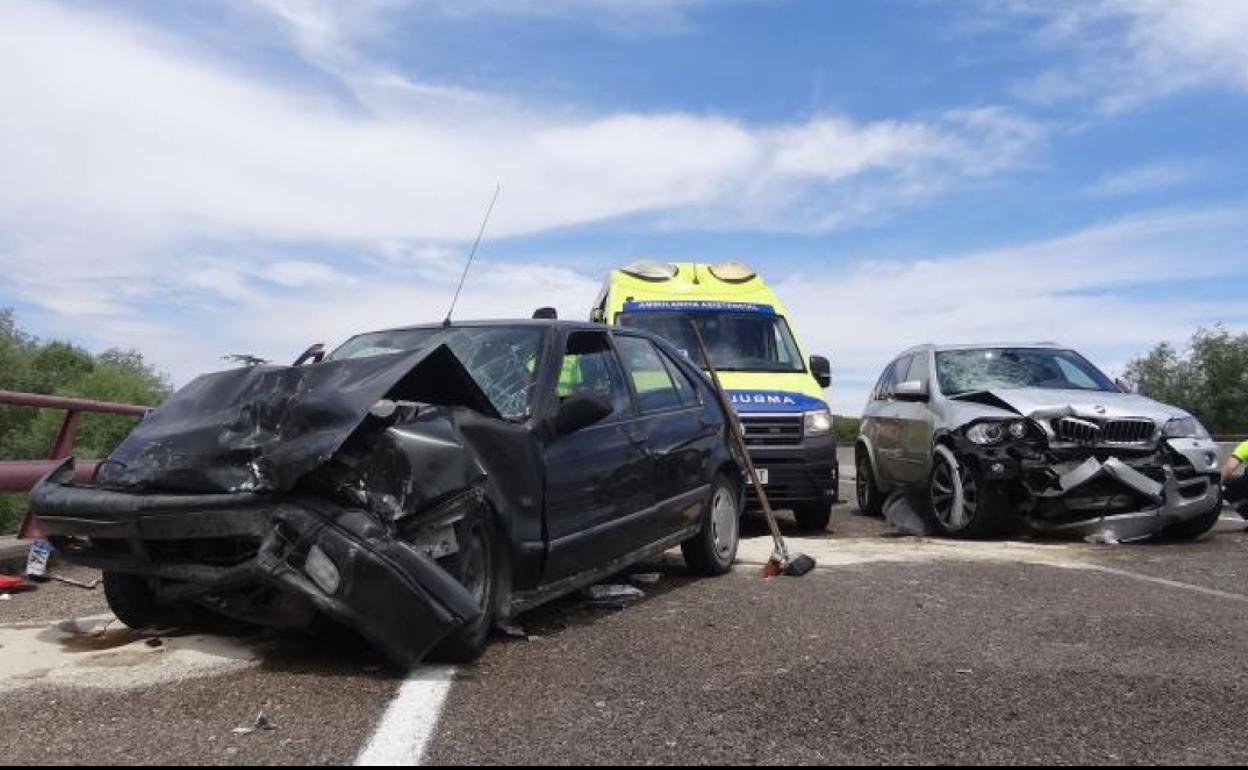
[752,468,769,486]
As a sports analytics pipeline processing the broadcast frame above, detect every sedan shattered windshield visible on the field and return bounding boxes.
[935,347,1118,397]
[331,326,544,420]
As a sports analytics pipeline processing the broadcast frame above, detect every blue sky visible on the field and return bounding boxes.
[1,0,1246,411]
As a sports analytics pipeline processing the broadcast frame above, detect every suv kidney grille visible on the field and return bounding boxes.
[740,415,803,447]
[1051,417,1155,446]
[1053,417,1099,444]
[1101,418,1155,444]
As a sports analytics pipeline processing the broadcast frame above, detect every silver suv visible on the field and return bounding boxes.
[856,343,1224,541]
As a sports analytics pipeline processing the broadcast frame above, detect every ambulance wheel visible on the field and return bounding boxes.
[793,502,832,533]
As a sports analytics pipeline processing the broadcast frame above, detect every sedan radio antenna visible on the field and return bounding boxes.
[444,183,501,327]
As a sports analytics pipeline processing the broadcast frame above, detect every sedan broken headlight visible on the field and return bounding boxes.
[1163,416,1211,440]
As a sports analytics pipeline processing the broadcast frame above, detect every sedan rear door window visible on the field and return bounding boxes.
[614,335,684,413]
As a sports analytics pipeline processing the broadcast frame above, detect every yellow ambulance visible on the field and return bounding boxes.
[591,261,838,531]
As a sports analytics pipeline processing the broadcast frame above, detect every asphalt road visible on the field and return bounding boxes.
[4,486,1248,765]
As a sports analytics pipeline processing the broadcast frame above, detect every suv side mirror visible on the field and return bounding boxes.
[548,392,614,437]
[1115,377,1137,394]
[894,380,928,402]
[810,355,832,388]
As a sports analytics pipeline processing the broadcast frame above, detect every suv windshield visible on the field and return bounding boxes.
[935,348,1118,396]
[616,311,804,373]
[329,326,544,420]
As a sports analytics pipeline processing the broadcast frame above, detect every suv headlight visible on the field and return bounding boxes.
[965,420,1030,446]
[1163,417,1210,439]
[803,409,833,436]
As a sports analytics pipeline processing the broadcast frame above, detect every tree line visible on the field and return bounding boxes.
[0,308,170,533]
[1122,326,1248,437]
[1,306,1245,534]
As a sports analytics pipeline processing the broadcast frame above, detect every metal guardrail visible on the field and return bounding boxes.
[0,389,150,539]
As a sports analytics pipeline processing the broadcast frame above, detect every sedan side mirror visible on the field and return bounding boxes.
[548,392,614,437]
[293,343,325,366]
[894,380,929,402]
[810,355,832,389]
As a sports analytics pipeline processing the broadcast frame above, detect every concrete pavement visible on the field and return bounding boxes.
[4,489,1248,764]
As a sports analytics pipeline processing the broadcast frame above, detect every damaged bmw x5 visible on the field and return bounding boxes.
[31,321,743,666]
[856,343,1223,541]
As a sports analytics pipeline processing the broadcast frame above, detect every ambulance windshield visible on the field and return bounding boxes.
[617,311,805,373]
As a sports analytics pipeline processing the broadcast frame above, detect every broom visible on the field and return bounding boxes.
[689,323,816,577]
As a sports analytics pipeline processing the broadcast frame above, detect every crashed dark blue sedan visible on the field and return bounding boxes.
[31,320,743,666]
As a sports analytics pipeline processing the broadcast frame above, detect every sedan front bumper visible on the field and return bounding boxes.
[33,459,481,667]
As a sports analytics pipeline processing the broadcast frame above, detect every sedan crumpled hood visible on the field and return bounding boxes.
[953,387,1191,422]
[97,342,499,495]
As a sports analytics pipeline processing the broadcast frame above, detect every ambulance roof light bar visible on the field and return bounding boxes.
[707,262,756,283]
[621,260,679,281]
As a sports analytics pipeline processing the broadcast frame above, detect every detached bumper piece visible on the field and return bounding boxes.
[1025,455,1221,542]
[33,459,481,667]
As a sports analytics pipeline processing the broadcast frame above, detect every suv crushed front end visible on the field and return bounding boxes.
[946,393,1223,541]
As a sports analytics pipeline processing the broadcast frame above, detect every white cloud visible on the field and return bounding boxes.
[774,205,1248,412]
[5,0,1241,416]
[1007,0,1248,112]
[260,260,349,287]
[0,0,1043,346]
[1087,159,1205,198]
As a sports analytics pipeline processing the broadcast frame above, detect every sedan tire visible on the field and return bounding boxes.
[682,476,741,576]
[428,510,502,663]
[103,571,182,629]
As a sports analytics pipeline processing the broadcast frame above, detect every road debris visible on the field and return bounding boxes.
[581,584,645,608]
[497,621,527,639]
[628,572,662,586]
[42,573,101,590]
[25,539,52,578]
[232,712,278,735]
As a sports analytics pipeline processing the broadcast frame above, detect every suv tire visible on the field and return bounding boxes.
[926,445,1014,538]
[856,447,884,517]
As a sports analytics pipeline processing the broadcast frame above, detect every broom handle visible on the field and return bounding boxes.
[689,323,790,558]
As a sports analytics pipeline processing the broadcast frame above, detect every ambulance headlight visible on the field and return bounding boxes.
[804,409,833,437]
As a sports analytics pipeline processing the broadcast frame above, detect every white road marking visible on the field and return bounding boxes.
[355,666,457,766]
[1079,564,1248,605]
